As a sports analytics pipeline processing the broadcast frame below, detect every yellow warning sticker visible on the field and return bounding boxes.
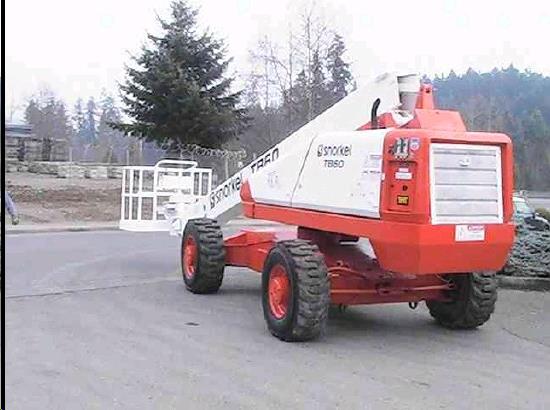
[397,195,409,205]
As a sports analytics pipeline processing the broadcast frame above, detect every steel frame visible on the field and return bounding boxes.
[224,227,454,305]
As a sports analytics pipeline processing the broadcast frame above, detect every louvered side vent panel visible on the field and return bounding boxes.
[430,143,503,224]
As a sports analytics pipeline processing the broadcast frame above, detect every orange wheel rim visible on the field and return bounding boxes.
[183,236,197,279]
[268,264,290,319]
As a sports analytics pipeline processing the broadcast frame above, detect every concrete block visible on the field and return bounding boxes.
[85,166,109,179]
[108,166,123,179]
[57,164,86,179]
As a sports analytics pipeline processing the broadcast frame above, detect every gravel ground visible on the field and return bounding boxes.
[5,172,121,224]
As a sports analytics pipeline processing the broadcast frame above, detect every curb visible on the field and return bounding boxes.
[6,224,119,235]
[6,219,282,235]
[498,276,550,291]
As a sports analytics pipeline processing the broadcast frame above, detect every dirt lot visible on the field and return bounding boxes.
[6,172,121,224]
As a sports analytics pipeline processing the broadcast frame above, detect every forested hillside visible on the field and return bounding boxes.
[433,67,550,190]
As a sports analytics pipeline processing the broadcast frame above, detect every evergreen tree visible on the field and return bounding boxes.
[72,98,87,144]
[83,97,98,145]
[287,70,309,129]
[24,99,41,129]
[24,97,72,142]
[52,101,72,142]
[310,49,329,117]
[326,34,353,105]
[116,0,247,151]
[24,94,72,160]
[97,94,125,163]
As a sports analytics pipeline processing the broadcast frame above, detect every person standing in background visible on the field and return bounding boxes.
[5,191,20,225]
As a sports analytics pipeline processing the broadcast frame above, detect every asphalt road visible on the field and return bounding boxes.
[5,230,550,409]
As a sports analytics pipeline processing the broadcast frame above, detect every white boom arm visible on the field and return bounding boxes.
[119,73,420,235]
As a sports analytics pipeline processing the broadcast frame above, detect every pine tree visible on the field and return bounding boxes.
[24,99,41,129]
[287,70,309,129]
[115,0,247,151]
[98,94,125,163]
[72,98,87,143]
[52,101,72,142]
[24,94,72,160]
[310,49,329,116]
[24,97,72,142]
[326,34,353,105]
[83,97,98,145]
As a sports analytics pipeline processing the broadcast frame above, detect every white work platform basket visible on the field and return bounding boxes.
[119,160,212,232]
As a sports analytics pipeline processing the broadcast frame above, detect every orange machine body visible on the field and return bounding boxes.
[238,86,515,276]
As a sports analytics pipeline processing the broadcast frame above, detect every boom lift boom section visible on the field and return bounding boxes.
[119,73,419,234]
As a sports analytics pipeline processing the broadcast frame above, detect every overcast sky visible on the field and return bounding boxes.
[5,0,550,121]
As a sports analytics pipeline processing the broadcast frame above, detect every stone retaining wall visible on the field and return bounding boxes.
[6,161,124,179]
[57,164,86,179]
[5,161,30,173]
[28,161,66,175]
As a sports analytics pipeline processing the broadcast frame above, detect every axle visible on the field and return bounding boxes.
[224,227,454,306]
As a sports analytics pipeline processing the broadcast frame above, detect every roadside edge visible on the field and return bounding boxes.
[498,276,550,292]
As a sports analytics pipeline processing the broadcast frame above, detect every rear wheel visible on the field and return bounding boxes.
[181,218,225,294]
[262,240,330,342]
[427,271,497,329]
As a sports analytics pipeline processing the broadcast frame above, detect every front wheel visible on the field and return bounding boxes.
[181,218,225,294]
[427,271,498,329]
[262,240,330,342]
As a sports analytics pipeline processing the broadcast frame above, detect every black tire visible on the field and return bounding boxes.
[426,271,497,329]
[262,240,330,342]
[181,218,225,294]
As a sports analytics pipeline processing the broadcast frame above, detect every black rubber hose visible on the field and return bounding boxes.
[371,98,381,129]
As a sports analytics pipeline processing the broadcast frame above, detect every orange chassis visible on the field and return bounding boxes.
[224,214,514,306]
[224,226,456,306]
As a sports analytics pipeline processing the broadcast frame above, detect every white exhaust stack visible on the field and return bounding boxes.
[398,74,421,112]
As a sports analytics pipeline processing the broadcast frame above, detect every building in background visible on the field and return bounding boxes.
[5,123,69,162]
